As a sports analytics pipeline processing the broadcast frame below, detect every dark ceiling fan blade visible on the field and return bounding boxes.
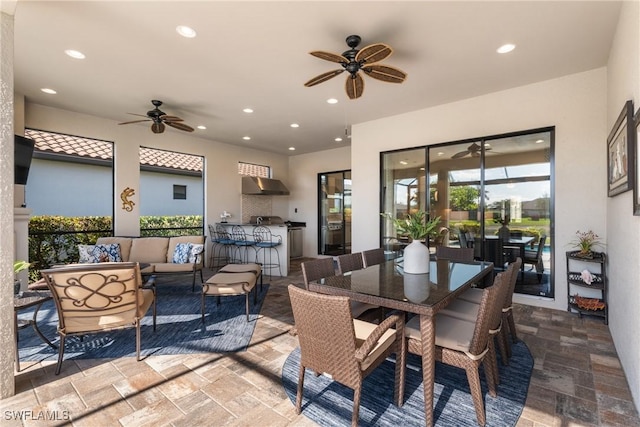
[151,122,165,134]
[309,50,348,63]
[166,121,194,132]
[355,43,393,64]
[364,65,407,83]
[159,115,184,122]
[118,119,151,125]
[126,113,151,118]
[345,73,364,99]
[452,150,471,159]
[304,69,345,87]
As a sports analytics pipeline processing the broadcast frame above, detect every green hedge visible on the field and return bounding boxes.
[27,215,203,281]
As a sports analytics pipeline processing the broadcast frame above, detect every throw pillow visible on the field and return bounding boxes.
[78,244,96,263]
[189,244,205,263]
[173,242,193,264]
[91,243,123,263]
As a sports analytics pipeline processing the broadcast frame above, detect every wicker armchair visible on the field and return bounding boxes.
[435,246,474,262]
[362,248,385,267]
[41,262,156,375]
[405,271,509,426]
[288,285,406,427]
[336,252,364,275]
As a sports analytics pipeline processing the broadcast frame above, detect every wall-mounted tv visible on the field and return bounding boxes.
[15,135,35,185]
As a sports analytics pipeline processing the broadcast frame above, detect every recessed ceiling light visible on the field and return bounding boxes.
[484,143,491,148]
[243,136,251,141]
[400,160,408,165]
[437,152,444,156]
[290,123,299,128]
[41,88,57,94]
[535,139,544,144]
[64,49,85,59]
[334,137,342,142]
[327,98,338,104]
[176,25,196,38]
[497,43,516,54]
[288,147,296,151]
[419,167,425,171]
[243,108,254,113]
[197,125,206,130]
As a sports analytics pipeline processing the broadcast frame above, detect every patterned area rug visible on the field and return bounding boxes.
[282,341,533,426]
[17,283,269,363]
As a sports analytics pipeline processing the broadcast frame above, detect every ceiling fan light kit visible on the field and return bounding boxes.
[118,100,194,134]
[304,34,407,99]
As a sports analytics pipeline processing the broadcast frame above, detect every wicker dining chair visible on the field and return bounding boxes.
[405,271,509,426]
[336,252,364,275]
[40,262,156,375]
[288,285,406,427]
[435,246,474,263]
[362,247,385,267]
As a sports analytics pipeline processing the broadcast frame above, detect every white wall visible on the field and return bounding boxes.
[140,171,202,216]
[23,102,290,236]
[351,68,608,314]
[288,146,351,257]
[606,0,640,410]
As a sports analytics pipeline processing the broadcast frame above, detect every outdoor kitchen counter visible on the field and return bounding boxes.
[216,223,289,276]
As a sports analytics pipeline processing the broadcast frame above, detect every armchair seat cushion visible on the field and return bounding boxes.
[203,272,257,295]
[353,318,396,370]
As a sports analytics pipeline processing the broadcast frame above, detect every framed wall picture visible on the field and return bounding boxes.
[607,100,634,197]
[633,109,640,214]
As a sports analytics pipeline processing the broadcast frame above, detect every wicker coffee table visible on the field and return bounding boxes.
[309,258,494,427]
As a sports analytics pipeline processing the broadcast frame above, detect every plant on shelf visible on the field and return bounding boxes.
[571,230,603,258]
[381,210,441,242]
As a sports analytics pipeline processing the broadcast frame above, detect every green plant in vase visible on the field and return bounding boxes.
[381,210,441,242]
[13,260,30,295]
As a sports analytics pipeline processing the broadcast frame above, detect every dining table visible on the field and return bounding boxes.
[308,258,494,427]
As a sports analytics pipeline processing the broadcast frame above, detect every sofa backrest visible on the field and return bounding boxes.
[129,237,170,263]
[95,237,133,261]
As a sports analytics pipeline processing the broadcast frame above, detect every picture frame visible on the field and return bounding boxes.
[607,100,634,197]
[633,108,640,214]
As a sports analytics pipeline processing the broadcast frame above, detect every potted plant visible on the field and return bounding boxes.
[13,260,30,295]
[571,230,603,258]
[381,210,441,274]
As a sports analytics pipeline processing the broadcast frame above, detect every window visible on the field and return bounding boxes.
[238,161,270,177]
[173,185,187,200]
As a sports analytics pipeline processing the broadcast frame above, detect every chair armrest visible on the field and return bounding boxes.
[142,275,156,290]
[355,313,404,362]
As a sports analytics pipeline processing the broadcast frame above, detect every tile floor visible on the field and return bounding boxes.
[2,260,638,427]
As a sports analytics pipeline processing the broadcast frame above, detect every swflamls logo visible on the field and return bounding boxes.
[4,410,70,421]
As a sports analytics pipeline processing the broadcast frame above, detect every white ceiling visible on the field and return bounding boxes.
[11,1,621,156]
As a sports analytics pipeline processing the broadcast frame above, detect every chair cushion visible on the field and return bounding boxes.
[92,244,123,262]
[405,314,475,354]
[218,263,262,276]
[350,301,379,318]
[172,242,193,263]
[154,263,195,273]
[95,237,133,262]
[189,244,205,263]
[438,299,479,322]
[458,287,484,304]
[353,318,396,370]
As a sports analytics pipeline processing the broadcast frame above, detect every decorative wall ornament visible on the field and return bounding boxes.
[120,187,135,212]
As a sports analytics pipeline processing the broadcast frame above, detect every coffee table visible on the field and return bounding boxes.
[14,291,57,371]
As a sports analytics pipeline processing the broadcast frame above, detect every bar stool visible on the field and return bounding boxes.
[209,224,234,269]
[253,226,283,278]
[230,225,257,264]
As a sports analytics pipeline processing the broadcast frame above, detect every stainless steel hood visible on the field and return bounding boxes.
[242,176,290,196]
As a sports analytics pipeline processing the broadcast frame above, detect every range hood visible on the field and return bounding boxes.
[242,176,290,196]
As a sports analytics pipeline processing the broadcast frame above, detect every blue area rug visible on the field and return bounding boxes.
[18,284,269,363]
[282,341,533,426]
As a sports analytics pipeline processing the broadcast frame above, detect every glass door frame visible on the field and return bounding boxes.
[318,169,352,256]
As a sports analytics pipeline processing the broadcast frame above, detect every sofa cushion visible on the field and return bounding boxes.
[96,237,133,261]
[189,244,205,263]
[129,237,169,263]
[93,244,123,262]
[78,244,96,263]
[168,236,205,263]
[172,242,193,264]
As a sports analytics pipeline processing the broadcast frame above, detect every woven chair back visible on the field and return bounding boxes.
[288,285,360,387]
[435,246,474,262]
[504,257,522,308]
[362,248,385,267]
[468,271,509,357]
[336,253,364,275]
[301,258,336,290]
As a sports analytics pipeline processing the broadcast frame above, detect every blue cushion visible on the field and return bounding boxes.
[78,244,96,263]
[173,243,193,264]
[91,244,123,262]
[189,244,204,263]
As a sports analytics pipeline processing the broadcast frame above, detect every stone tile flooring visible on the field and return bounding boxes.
[2,261,638,426]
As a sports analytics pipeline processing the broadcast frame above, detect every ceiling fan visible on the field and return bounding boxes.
[452,142,492,159]
[304,35,407,99]
[118,100,194,134]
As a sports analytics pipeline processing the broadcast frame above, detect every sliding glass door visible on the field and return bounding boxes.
[381,128,553,298]
[318,170,352,255]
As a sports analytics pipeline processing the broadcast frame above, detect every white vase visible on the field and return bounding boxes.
[403,240,430,274]
[403,273,431,303]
